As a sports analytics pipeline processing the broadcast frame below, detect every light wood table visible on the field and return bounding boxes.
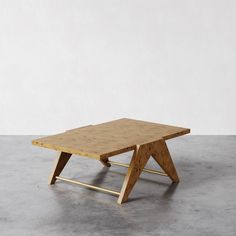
[32,118,190,204]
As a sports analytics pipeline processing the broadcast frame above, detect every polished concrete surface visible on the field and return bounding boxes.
[0,135,236,236]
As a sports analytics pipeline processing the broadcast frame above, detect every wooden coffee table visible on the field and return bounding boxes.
[32,118,190,204]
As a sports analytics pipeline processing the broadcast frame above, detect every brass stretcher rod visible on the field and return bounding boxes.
[56,176,120,196]
[56,161,168,196]
[108,160,168,176]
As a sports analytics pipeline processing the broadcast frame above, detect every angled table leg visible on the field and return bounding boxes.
[152,139,179,183]
[100,158,111,167]
[49,152,72,185]
[117,144,151,204]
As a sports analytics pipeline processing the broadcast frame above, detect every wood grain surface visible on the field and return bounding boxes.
[32,118,190,159]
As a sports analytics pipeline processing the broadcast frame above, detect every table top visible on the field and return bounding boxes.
[32,118,190,159]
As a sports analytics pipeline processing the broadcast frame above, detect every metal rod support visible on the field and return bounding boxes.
[56,176,120,196]
[108,161,168,176]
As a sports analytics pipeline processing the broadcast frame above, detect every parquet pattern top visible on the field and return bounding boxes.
[32,118,190,159]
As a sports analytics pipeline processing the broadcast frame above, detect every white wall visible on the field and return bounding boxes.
[0,0,236,135]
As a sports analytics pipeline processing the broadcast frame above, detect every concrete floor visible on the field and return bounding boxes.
[0,135,236,236]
